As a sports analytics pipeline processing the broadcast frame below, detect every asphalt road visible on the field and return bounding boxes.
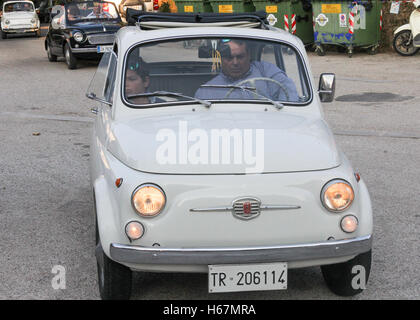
[0,27,419,300]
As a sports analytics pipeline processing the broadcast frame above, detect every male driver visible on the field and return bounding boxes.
[195,39,299,102]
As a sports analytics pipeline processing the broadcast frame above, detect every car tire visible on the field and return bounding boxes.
[321,249,372,297]
[1,30,7,39]
[64,43,77,70]
[95,201,132,300]
[46,42,57,62]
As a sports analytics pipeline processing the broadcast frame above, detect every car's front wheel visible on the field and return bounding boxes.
[64,43,78,69]
[46,41,57,62]
[1,30,7,39]
[95,211,132,300]
[321,250,372,297]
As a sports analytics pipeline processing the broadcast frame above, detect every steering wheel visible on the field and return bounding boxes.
[224,77,290,101]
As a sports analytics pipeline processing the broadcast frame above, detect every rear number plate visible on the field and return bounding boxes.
[208,262,287,293]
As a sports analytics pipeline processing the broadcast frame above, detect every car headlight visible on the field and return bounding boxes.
[31,18,36,23]
[131,184,166,217]
[73,31,84,43]
[321,179,354,212]
[5,20,10,24]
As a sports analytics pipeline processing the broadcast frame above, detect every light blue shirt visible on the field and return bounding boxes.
[195,61,299,102]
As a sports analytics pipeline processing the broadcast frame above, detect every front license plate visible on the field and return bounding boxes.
[97,45,113,53]
[208,262,287,293]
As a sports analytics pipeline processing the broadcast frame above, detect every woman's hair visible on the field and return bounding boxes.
[127,57,149,81]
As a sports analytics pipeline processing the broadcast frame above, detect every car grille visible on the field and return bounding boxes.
[232,198,261,220]
[87,34,115,45]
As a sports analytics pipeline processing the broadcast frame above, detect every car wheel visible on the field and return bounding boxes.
[95,203,132,300]
[64,43,78,70]
[46,42,57,62]
[1,30,7,39]
[321,250,372,297]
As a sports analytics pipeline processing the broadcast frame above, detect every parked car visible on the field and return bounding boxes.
[45,1,123,69]
[1,0,40,39]
[87,11,373,300]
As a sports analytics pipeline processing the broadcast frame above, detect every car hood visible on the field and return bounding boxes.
[106,111,341,174]
[2,11,36,19]
[68,20,122,34]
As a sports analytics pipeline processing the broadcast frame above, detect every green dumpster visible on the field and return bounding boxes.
[208,0,256,13]
[312,0,382,56]
[252,0,314,45]
[175,0,213,13]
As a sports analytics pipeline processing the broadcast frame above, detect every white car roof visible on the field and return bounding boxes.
[115,25,305,55]
[4,0,34,4]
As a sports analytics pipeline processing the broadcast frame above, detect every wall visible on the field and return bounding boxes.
[381,1,415,50]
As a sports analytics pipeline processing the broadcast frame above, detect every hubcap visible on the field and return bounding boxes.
[65,47,70,64]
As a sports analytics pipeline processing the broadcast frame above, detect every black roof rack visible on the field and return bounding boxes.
[126,9,269,30]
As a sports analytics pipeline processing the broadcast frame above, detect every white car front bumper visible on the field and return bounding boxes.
[109,235,372,266]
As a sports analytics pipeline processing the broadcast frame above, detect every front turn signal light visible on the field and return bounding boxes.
[321,179,354,212]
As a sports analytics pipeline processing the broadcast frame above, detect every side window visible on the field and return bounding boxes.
[87,52,118,105]
[104,54,117,103]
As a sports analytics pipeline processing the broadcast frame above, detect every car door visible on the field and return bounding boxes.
[49,5,65,55]
[86,51,118,146]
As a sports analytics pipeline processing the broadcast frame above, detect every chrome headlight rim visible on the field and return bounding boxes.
[131,183,166,218]
[320,178,354,213]
[73,31,84,43]
[5,20,10,25]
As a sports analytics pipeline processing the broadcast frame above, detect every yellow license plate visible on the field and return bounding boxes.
[322,4,341,14]
[265,5,278,13]
[219,4,233,13]
[184,5,193,12]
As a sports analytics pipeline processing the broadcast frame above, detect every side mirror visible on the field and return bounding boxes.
[318,73,335,102]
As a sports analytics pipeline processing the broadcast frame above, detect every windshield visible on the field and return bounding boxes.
[123,37,311,107]
[4,2,35,12]
[65,1,119,23]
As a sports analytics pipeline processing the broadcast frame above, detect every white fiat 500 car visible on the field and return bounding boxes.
[87,11,373,300]
[1,0,40,39]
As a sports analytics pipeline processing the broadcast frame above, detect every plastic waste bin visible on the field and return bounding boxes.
[252,0,314,45]
[175,0,213,13]
[208,0,256,13]
[312,0,382,57]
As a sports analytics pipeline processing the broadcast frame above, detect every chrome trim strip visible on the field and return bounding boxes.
[71,47,98,53]
[110,235,372,265]
[260,205,301,210]
[190,207,233,212]
[190,205,301,212]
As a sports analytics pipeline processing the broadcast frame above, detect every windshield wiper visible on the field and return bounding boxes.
[128,91,212,108]
[200,84,284,110]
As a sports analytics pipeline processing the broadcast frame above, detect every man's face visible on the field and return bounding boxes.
[221,41,251,80]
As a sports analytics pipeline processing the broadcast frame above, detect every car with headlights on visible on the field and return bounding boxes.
[1,0,40,39]
[45,1,123,69]
[87,11,373,300]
